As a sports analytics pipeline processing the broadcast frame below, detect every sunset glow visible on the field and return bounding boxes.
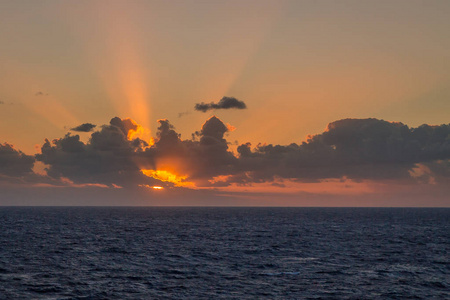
[141,169,193,188]
[0,1,448,207]
[123,118,154,145]
[1,3,449,300]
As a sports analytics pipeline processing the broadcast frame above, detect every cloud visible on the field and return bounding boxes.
[147,116,237,182]
[32,116,236,188]
[228,119,450,185]
[178,111,191,118]
[1,116,449,195]
[70,123,96,132]
[35,91,49,96]
[194,96,247,112]
[0,143,35,177]
[36,117,155,188]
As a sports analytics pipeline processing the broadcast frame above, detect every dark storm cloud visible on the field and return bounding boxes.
[70,123,96,132]
[0,143,35,177]
[194,96,247,112]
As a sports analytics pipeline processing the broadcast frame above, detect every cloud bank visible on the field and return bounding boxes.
[231,118,450,185]
[1,116,449,203]
[195,97,247,112]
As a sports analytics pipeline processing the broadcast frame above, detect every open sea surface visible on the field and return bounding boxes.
[0,207,448,299]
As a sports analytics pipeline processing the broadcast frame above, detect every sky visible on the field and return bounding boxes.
[0,0,449,206]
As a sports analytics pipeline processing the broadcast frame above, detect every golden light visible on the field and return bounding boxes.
[76,2,154,142]
[152,186,164,190]
[141,169,194,188]
[121,118,154,146]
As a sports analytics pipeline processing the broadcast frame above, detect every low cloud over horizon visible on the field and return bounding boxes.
[1,115,449,205]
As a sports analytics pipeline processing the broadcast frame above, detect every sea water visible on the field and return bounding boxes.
[0,207,448,299]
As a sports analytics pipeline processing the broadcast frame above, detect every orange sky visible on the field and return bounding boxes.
[0,1,449,206]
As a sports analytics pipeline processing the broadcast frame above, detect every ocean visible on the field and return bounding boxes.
[0,207,448,299]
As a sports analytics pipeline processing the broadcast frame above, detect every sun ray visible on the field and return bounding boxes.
[195,1,287,104]
[25,97,80,131]
[72,1,154,140]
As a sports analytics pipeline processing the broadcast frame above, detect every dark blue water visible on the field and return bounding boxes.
[0,207,448,299]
